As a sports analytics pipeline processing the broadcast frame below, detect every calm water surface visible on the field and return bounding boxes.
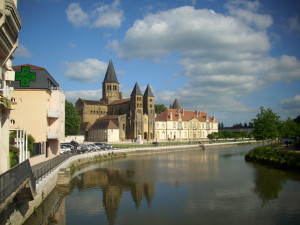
[25,144,300,225]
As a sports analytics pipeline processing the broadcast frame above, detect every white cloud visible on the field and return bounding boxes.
[66,0,123,29]
[225,0,273,30]
[63,59,107,83]
[14,44,32,58]
[65,3,89,28]
[91,0,123,29]
[280,95,300,119]
[111,3,300,124]
[281,95,300,110]
[65,89,102,103]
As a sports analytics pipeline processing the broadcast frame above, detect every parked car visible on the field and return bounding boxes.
[69,141,81,151]
[60,145,71,154]
[61,143,75,151]
[94,143,107,150]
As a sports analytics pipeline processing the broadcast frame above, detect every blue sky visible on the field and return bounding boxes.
[14,0,300,126]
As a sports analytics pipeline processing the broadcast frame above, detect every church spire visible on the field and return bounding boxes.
[171,99,181,109]
[130,82,142,96]
[143,85,154,97]
[102,59,119,84]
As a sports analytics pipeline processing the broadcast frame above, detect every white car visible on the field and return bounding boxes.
[60,145,71,154]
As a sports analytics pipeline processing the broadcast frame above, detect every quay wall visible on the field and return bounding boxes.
[7,140,257,225]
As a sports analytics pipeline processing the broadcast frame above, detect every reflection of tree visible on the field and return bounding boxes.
[66,168,155,225]
[252,164,290,206]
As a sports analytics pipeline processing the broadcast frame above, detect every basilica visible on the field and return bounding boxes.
[75,60,155,142]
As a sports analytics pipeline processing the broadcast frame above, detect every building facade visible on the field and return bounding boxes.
[76,60,155,142]
[155,100,218,140]
[0,0,22,173]
[10,64,65,166]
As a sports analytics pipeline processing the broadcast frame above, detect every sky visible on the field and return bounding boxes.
[14,0,300,126]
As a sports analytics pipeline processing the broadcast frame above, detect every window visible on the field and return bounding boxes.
[10,120,15,125]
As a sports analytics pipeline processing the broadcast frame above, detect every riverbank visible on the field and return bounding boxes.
[245,144,300,171]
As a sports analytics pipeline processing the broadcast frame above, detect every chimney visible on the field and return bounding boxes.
[170,112,173,120]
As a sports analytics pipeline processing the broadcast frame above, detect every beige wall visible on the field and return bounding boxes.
[10,89,65,165]
[11,90,49,141]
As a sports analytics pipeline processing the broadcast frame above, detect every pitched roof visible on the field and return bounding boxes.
[130,82,142,96]
[108,98,131,105]
[12,64,59,90]
[78,98,107,106]
[156,109,216,122]
[89,119,118,130]
[144,85,154,97]
[102,59,119,84]
[171,99,181,109]
[81,122,92,131]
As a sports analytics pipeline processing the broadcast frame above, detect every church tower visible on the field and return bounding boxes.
[101,60,121,104]
[129,82,143,139]
[143,85,155,139]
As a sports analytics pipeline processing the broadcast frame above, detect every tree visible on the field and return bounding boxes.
[155,104,167,114]
[281,117,300,138]
[294,115,300,124]
[65,100,80,135]
[252,107,281,141]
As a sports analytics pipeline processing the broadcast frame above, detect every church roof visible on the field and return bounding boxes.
[171,99,181,109]
[78,98,107,106]
[108,98,131,105]
[130,82,143,96]
[102,59,119,84]
[144,85,154,97]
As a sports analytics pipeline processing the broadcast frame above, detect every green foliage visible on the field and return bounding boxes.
[155,104,167,114]
[245,145,300,171]
[281,117,300,138]
[252,107,281,141]
[28,134,35,156]
[9,145,19,167]
[65,100,80,135]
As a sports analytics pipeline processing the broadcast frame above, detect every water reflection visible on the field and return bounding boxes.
[23,145,300,225]
[250,163,300,206]
[69,168,155,225]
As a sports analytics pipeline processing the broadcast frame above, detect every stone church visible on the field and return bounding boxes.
[75,60,155,142]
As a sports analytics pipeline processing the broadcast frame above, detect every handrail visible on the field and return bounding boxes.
[0,160,35,203]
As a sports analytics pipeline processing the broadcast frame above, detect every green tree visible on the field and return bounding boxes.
[281,117,300,138]
[65,100,80,135]
[155,104,167,114]
[294,115,300,124]
[252,107,281,141]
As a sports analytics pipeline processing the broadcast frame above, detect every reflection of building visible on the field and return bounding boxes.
[0,0,22,173]
[76,60,155,142]
[10,64,65,166]
[155,99,218,140]
[76,168,155,225]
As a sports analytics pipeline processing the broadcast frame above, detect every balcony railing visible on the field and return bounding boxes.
[47,110,59,118]
[47,130,59,139]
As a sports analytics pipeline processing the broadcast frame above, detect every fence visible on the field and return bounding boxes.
[32,154,71,183]
[0,160,36,204]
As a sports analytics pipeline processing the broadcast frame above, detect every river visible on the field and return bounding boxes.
[24,144,300,225]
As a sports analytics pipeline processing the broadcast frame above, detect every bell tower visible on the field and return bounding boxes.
[101,60,121,103]
[129,82,143,139]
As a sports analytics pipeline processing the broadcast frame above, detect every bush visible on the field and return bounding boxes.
[245,145,300,171]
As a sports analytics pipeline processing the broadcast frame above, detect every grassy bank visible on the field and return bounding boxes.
[245,144,300,171]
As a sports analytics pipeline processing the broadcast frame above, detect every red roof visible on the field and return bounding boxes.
[156,109,216,122]
[13,64,45,70]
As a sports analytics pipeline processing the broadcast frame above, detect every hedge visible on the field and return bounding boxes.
[245,144,300,171]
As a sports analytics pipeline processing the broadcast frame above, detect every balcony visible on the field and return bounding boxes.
[47,130,58,139]
[47,110,59,118]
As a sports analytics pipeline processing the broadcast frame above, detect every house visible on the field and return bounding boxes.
[10,64,65,166]
[155,99,218,140]
[0,0,22,173]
